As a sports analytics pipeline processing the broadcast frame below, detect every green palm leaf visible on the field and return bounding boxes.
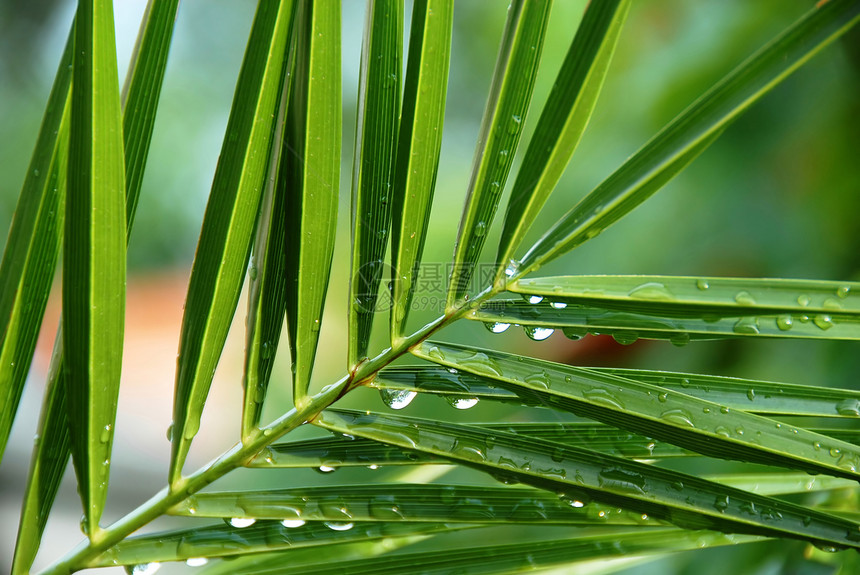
[316,409,860,550]
[169,0,294,484]
[64,0,127,536]
[389,0,453,338]
[412,341,860,480]
[0,27,71,464]
[283,0,341,404]
[447,0,552,302]
[496,0,631,279]
[348,0,402,366]
[515,0,860,276]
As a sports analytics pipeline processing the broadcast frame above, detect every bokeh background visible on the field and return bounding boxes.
[1,0,858,573]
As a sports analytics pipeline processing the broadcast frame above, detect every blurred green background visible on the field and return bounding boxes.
[1,0,858,573]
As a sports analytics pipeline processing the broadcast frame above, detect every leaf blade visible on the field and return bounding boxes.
[496,0,631,276]
[516,0,860,275]
[447,0,552,302]
[170,0,294,483]
[64,0,127,535]
[283,0,341,403]
[390,0,453,336]
[348,0,403,366]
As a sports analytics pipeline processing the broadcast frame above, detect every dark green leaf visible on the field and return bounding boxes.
[170,0,294,483]
[412,341,860,481]
[348,0,402,366]
[316,409,860,550]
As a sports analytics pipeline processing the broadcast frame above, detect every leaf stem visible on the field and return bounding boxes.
[41,283,502,574]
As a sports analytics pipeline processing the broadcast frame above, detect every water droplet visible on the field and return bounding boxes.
[797,294,810,307]
[550,301,567,309]
[776,315,793,331]
[497,149,509,166]
[281,518,305,528]
[186,558,208,567]
[484,321,511,333]
[427,346,445,361]
[261,341,272,358]
[660,409,694,428]
[368,464,379,470]
[734,291,755,306]
[746,389,756,401]
[447,396,478,410]
[126,564,161,575]
[720,406,730,414]
[317,465,336,473]
[829,448,841,458]
[525,371,550,389]
[732,317,759,335]
[612,331,638,346]
[813,441,821,451]
[79,514,89,536]
[377,228,387,240]
[99,424,112,443]
[33,168,41,177]
[835,398,860,416]
[598,467,647,495]
[713,495,729,513]
[670,333,690,347]
[508,115,522,135]
[228,517,256,528]
[628,282,673,301]
[458,351,503,377]
[696,279,710,291]
[379,389,417,410]
[714,426,731,438]
[325,521,354,531]
[523,294,544,304]
[582,388,624,410]
[657,393,668,403]
[504,261,519,278]
[562,327,587,340]
[837,285,850,298]
[523,326,553,341]
[813,314,833,330]
[248,265,258,281]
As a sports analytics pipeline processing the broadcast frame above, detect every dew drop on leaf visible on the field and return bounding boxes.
[227,517,256,528]
[126,564,161,575]
[325,521,354,531]
[835,398,860,416]
[281,518,306,528]
[446,396,478,410]
[484,321,511,334]
[379,389,417,410]
[186,558,208,567]
[550,301,567,309]
[523,326,553,341]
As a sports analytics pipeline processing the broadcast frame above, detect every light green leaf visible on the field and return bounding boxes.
[283,0,341,404]
[170,0,294,484]
[87,521,460,567]
[497,275,860,340]
[242,1,298,442]
[64,0,127,536]
[708,473,857,496]
[12,0,180,568]
[496,0,631,279]
[516,0,860,276]
[348,0,402,367]
[0,26,71,464]
[389,0,453,337]
[316,409,860,550]
[373,365,860,418]
[412,341,860,481]
[227,529,761,575]
[447,0,552,303]
[168,484,665,526]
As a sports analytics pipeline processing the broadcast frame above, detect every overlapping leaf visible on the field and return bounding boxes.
[12,0,180,568]
[283,0,341,403]
[170,0,294,483]
[316,409,860,550]
[348,0,402,366]
[411,341,860,481]
[515,0,860,276]
[87,521,460,567]
[496,0,631,278]
[0,27,71,464]
[447,0,552,302]
[373,365,860,418]
[390,0,453,337]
